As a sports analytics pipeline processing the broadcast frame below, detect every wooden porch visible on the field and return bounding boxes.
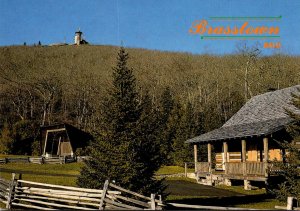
[195,161,267,181]
[193,137,282,189]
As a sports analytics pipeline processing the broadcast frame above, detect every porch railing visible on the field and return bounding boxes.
[196,162,210,173]
[195,161,268,176]
[225,162,266,176]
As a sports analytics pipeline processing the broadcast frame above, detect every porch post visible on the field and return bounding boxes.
[223,141,231,186]
[242,139,250,190]
[223,141,228,173]
[263,137,269,162]
[263,137,269,177]
[194,144,198,172]
[43,130,49,156]
[208,143,212,173]
[241,139,246,162]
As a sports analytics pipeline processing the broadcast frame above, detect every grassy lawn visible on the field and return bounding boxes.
[0,161,82,186]
[0,162,82,175]
[156,165,194,175]
[0,162,284,209]
[164,177,284,209]
[0,154,34,158]
[0,172,77,186]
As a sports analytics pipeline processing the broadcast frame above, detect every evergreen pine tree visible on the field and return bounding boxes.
[77,47,164,195]
[0,123,13,154]
[157,87,175,165]
[271,90,300,201]
[171,102,196,165]
[132,92,166,194]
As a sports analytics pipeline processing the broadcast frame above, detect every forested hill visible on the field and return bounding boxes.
[0,45,299,158]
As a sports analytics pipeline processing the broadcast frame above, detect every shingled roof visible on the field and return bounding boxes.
[186,85,300,144]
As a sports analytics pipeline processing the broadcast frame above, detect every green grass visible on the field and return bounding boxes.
[0,154,34,158]
[164,176,197,182]
[167,195,210,200]
[166,195,284,209]
[0,163,285,209]
[165,181,284,209]
[0,162,83,175]
[156,165,194,175]
[0,172,77,186]
[237,199,285,209]
[0,162,82,186]
[1,163,192,176]
[216,184,266,195]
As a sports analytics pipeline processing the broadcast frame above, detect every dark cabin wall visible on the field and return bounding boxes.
[40,123,93,156]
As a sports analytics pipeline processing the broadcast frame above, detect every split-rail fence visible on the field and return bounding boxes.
[0,156,87,165]
[0,173,163,210]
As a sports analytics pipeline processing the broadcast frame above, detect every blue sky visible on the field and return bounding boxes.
[0,0,299,55]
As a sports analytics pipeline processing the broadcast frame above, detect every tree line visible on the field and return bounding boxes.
[0,44,299,165]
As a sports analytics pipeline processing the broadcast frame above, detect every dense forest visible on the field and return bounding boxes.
[0,45,299,165]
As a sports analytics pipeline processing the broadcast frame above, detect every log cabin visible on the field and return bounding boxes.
[186,85,300,189]
[40,123,92,158]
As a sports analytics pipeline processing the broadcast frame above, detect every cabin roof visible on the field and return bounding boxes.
[186,85,300,144]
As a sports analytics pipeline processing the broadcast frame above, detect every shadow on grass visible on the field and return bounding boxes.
[164,180,276,209]
[166,193,270,206]
[164,180,244,197]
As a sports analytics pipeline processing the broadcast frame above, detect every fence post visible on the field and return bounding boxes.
[184,163,187,177]
[99,180,109,210]
[18,173,22,186]
[6,173,16,209]
[287,196,294,210]
[150,193,156,210]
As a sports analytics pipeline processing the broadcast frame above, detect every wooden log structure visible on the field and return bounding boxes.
[263,137,269,177]
[0,156,89,165]
[223,142,228,172]
[0,173,164,210]
[187,85,300,189]
[6,157,29,163]
[0,158,7,164]
[194,144,198,172]
[28,157,44,164]
[208,143,212,173]
[151,194,156,210]
[196,162,210,173]
[99,180,109,209]
[0,178,10,205]
[6,173,16,209]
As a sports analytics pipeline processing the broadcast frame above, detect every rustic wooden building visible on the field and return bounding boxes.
[186,85,300,189]
[40,123,92,158]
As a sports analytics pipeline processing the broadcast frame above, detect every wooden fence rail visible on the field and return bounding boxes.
[0,173,163,210]
[0,156,87,165]
[0,177,10,206]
